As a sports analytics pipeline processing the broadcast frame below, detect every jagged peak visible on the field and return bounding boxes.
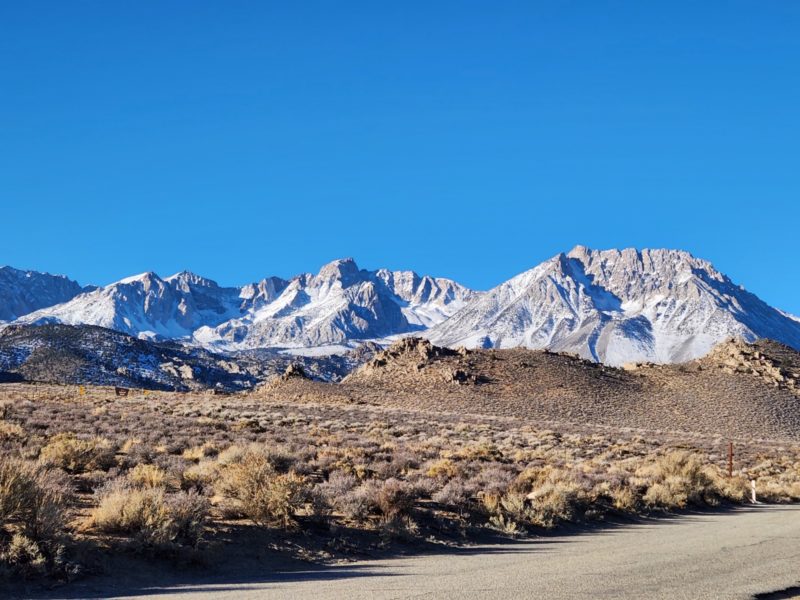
[315,257,362,286]
[165,270,222,290]
[115,271,164,285]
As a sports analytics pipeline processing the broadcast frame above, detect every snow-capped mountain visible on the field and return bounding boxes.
[16,271,254,340]
[0,266,88,322]
[13,259,474,349]
[193,258,475,349]
[5,249,800,364]
[426,246,800,365]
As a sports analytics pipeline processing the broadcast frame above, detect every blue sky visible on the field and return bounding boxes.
[1,2,799,313]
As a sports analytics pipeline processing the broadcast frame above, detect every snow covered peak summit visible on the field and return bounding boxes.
[6,249,800,363]
[0,267,87,322]
[427,246,800,364]
[193,261,475,350]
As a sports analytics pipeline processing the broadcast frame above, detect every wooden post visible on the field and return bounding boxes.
[728,441,734,478]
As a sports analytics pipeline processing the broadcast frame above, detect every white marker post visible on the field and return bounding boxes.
[750,480,757,504]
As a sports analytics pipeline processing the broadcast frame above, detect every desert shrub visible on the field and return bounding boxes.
[0,458,71,579]
[90,479,208,547]
[182,443,218,463]
[165,490,210,547]
[180,461,217,493]
[637,451,725,509]
[608,484,639,511]
[306,486,333,522]
[337,484,372,522]
[432,479,473,516]
[425,458,459,480]
[371,478,415,522]
[91,480,170,542]
[524,481,581,528]
[0,420,24,441]
[0,533,47,578]
[316,470,357,508]
[472,465,515,499]
[128,464,169,489]
[216,448,307,527]
[0,459,70,542]
[39,433,116,474]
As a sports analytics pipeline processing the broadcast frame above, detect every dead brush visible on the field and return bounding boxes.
[635,451,729,509]
[39,433,117,474]
[89,479,209,548]
[0,458,72,578]
[216,447,308,528]
[128,464,170,489]
[0,420,24,442]
[371,478,415,523]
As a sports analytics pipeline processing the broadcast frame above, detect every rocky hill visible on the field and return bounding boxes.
[266,337,800,442]
[0,324,378,391]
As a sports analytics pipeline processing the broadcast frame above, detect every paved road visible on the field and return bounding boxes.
[37,505,800,600]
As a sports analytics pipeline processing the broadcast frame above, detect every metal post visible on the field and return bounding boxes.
[728,441,733,478]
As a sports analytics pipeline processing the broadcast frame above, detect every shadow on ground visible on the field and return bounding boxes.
[10,504,788,599]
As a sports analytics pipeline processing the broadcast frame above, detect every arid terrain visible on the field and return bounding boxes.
[1,337,799,596]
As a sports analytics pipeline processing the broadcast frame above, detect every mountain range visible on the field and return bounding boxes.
[2,247,799,366]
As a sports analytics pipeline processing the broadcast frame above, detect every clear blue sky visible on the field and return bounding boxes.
[1,2,799,313]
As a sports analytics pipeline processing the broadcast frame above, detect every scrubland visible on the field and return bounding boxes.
[1,383,799,583]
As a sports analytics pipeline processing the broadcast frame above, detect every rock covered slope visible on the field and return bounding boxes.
[0,324,380,391]
[427,246,800,364]
[0,266,88,322]
[319,337,800,441]
[0,323,255,391]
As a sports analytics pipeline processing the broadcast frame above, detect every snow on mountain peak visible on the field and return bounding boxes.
[315,258,362,287]
[427,246,800,365]
[165,271,223,290]
[0,267,87,322]
[4,249,800,364]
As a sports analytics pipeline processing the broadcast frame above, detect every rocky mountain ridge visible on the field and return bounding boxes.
[427,246,800,364]
[0,266,89,322]
[2,248,800,365]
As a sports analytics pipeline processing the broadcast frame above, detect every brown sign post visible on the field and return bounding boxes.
[728,441,734,478]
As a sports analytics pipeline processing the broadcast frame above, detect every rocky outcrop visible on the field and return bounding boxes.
[362,337,458,371]
[281,363,308,381]
[703,339,799,394]
[345,337,487,386]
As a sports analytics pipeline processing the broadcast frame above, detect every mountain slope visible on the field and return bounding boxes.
[0,266,87,322]
[0,323,380,390]
[427,246,800,365]
[13,259,473,350]
[193,258,475,350]
[15,271,254,340]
